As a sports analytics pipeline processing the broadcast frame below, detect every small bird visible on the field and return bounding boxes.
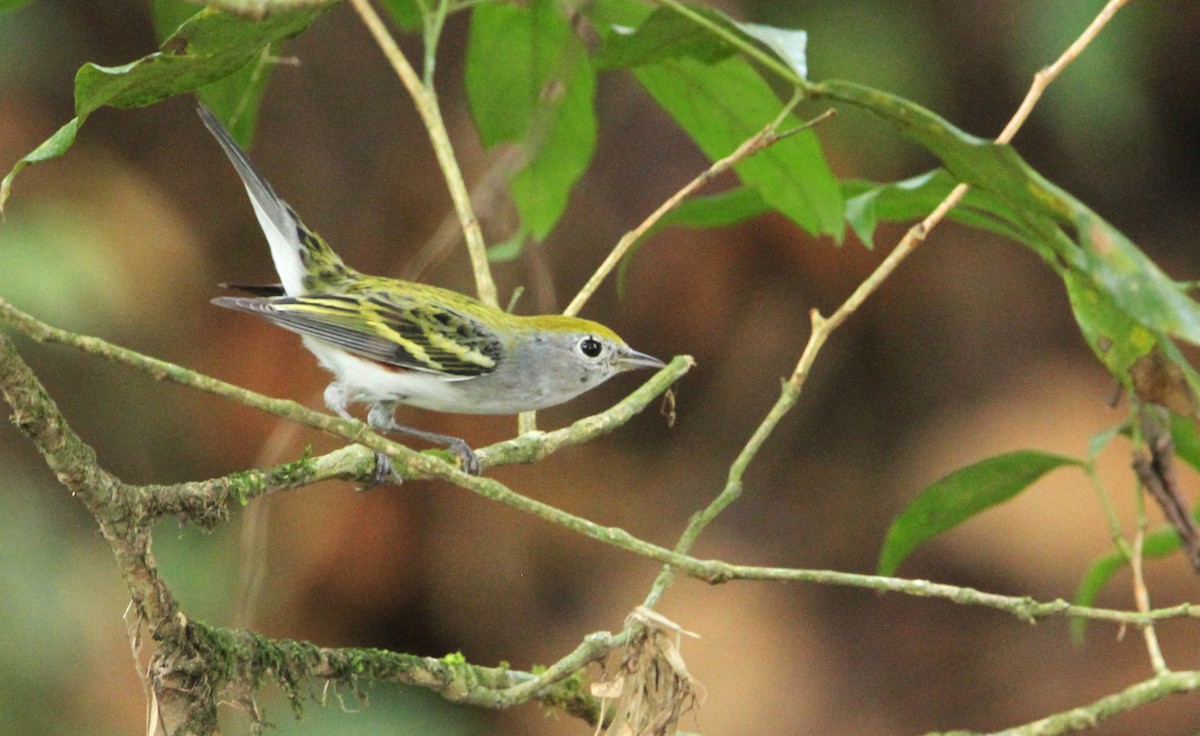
[199,105,664,480]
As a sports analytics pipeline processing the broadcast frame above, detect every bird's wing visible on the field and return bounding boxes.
[213,294,502,378]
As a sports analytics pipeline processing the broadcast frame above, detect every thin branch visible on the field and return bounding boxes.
[1129,527,1169,675]
[926,670,1200,736]
[6,298,1196,630]
[644,0,1135,609]
[0,297,688,482]
[421,0,451,87]
[563,101,828,316]
[996,0,1133,145]
[4,296,1200,734]
[186,622,611,725]
[347,0,498,307]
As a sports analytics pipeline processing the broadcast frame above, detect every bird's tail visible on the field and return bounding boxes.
[198,105,352,296]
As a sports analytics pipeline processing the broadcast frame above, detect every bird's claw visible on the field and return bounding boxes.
[449,439,481,476]
[355,451,404,491]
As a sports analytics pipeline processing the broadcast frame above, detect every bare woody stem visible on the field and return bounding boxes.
[348,0,498,308]
[563,100,826,316]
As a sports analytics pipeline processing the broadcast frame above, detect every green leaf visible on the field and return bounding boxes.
[656,186,771,230]
[843,169,1036,250]
[1,5,328,211]
[0,0,33,11]
[0,119,81,211]
[151,0,201,40]
[1171,413,1200,474]
[1063,270,1157,387]
[593,5,735,70]
[819,80,1200,347]
[1074,210,1200,347]
[466,3,531,146]
[591,3,836,235]
[151,0,275,144]
[878,451,1081,576]
[593,4,808,82]
[465,0,597,240]
[635,56,842,237]
[737,22,807,80]
[379,0,423,32]
[486,230,527,263]
[1086,421,1126,464]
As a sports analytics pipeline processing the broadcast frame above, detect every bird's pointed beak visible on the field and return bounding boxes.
[618,347,666,371]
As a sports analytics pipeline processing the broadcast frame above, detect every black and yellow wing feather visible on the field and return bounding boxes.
[214,291,504,378]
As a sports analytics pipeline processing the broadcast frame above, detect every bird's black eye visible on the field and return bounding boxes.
[578,337,603,358]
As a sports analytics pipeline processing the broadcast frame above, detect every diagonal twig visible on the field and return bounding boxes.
[644,0,1137,609]
[347,0,498,307]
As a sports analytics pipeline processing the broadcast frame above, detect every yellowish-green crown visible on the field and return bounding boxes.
[522,314,624,342]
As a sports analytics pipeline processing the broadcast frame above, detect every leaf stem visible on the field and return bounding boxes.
[348,0,498,307]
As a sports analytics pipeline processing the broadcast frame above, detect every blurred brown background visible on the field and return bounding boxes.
[2,1,1200,733]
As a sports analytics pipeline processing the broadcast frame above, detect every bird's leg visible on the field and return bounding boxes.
[323,382,400,487]
[367,401,481,476]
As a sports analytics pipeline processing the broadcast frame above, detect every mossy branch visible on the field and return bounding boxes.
[2,280,1198,735]
[180,621,610,726]
[0,297,689,484]
[3,299,1196,631]
[927,669,1200,736]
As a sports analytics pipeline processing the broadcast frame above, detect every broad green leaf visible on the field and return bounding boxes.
[0,119,81,211]
[1171,413,1200,474]
[635,56,842,237]
[0,0,33,11]
[656,186,771,230]
[486,230,527,263]
[877,450,1081,576]
[1071,528,1183,642]
[465,0,597,240]
[1,5,327,211]
[593,5,735,70]
[818,80,1200,348]
[593,4,808,83]
[1085,421,1126,464]
[466,3,532,146]
[186,0,333,15]
[151,0,201,39]
[842,169,1037,251]
[1075,210,1200,347]
[737,22,806,80]
[1063,270,1156,387]
[152,0,275,144]
[816,81,1074,224]
[379,0,423,32]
